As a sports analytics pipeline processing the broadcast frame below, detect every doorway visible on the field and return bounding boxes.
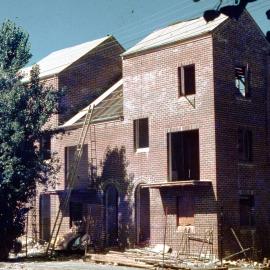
[135,185,150,244]
[104,185,119,246]
[39,194,51,242]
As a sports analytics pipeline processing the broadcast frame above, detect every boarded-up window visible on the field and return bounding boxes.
[179,64,196,96]
[134,118,149,150]
[239,195,255,227]
[177,194,195,226]
[238,129,253,162]
[235,65,250,97]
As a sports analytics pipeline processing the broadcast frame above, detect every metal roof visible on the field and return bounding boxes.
[123,15,228,56]
[21,36,111,81]
[62,79,123,128]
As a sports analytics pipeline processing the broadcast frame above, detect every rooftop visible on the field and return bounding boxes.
[123,14,228,56]
[62,79,123,128]
[21,36,111,81]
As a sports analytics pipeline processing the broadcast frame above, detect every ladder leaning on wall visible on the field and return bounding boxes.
[46,104,95,256]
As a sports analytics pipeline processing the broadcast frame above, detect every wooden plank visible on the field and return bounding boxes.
[87,254,154,269]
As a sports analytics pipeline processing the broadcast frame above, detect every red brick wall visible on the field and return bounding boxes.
[122,34,219,254]
[58,37,124,124]
[212,12,270,257]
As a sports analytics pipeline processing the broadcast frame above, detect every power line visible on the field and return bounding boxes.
[22,3,269,79]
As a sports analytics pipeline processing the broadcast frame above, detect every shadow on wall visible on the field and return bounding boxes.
[97,146,134,248]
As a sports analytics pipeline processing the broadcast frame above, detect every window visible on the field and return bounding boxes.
[235,65,250,97]
[40,134,51,160]
[238,129,253,162]
[178,64,196,96]
[69,201,83,227]
[168,130,200,181]
[65,144,88,187]
[239,195,255,227]
[177,193,195,226]
[134,118,149,150]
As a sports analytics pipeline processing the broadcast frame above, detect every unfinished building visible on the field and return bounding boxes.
[25,11,270,258]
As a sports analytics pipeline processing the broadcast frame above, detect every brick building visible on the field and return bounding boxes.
[27,11,270,258]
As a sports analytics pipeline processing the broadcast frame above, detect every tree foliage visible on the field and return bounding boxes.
[193,0,270,42]
[0,20,63,259]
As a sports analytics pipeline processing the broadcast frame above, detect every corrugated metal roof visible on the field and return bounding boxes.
[21,36,111,81]
[62,79,123,128]
[123,15,228,56]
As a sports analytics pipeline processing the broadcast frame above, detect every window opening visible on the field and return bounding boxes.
[235,65,250,97]
[239,195,255,227]
[179,64,196,96]
[40,134,51,160]
[238,129,253,162]
[134,118,149,150]
[69,201,83,227]
[168,130,200,181]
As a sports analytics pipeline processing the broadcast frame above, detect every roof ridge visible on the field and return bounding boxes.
[123,14,228,56]
[20,35,112,81]
[47,35,111,57]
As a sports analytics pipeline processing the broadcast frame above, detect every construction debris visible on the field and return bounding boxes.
[85,245,270,270]
[86,246,224,269]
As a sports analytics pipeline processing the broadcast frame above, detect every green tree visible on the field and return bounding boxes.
[0,20,62,259]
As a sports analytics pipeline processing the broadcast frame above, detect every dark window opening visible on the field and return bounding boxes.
[69,201,83,227]
[65,144,88,187]
[235,65,250,97]
[40,135,51,160]
[168,130,200,181]
[179,64,196,96]
[238,129,253,162]
[177,193,195,226]
[134,118,149,149]
[239,195,255,227]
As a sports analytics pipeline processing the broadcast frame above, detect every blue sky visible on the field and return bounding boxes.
[0,0,269,64]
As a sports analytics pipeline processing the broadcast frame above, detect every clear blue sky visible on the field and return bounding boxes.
[0,0,269,65]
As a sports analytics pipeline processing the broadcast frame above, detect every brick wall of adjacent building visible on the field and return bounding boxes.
[58,36,124,124]
[25,37,124,245]
[212,12,270,257]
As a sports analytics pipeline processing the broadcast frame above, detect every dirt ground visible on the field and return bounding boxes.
[0,261,142,270]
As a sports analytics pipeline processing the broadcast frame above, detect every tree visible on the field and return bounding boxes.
[0,20,63,259]
[193,0,270,42]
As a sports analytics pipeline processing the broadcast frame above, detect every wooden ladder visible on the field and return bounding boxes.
[46,104,95,256]
[90,124,97,183]
[31,196,38,243]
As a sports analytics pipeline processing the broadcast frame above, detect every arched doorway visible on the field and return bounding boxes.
[104,184,119,246]
[135,185,150,244]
